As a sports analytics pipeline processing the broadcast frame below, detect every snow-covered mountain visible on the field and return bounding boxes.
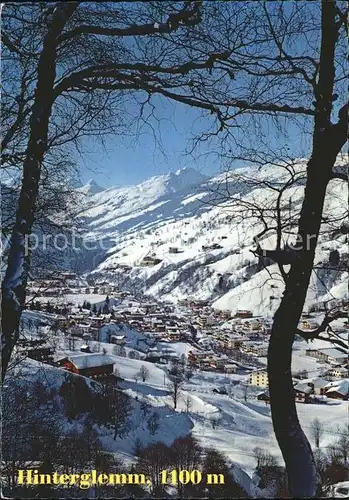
[75,179,105,196]
[73,160,348,316]
[74,167,208,239]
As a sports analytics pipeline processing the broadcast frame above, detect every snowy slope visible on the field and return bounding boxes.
[74,167,208,239]
[13,314,348,494]
[72,159,348,316]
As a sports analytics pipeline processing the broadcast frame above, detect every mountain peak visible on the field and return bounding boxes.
[76,179,105,195]
[174,166,194,175]
[167,167,207,192]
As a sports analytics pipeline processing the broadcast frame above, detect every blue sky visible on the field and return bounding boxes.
[0,89,313,191]
[78,96,313,190]
[78,98,222,189]
[74,3,326,190]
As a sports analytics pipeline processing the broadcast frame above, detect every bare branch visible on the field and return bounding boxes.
[57,1,203,43]
[297,309,348,350]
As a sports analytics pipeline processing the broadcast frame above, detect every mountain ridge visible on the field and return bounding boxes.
[72,159,348,316]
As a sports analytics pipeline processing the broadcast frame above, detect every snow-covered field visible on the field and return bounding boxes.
[15,348,347,482]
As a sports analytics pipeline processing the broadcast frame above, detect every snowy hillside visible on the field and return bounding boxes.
[73,159,348,316]
[74,167,208,239]
[11,338,349,492]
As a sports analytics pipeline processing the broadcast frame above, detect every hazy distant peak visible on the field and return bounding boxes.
[76,179,105,195]
[166,167,207,192]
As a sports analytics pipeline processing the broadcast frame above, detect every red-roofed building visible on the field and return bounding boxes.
[58,353,115,378]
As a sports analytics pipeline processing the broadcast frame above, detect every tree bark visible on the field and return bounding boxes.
[268,2,347,496]
[1,3,78,381]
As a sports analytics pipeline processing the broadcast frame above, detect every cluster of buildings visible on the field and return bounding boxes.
[25,273,348,402]
[188,350,238,373]
[27,274,120,298]
[305,347,347,365]
[255,374,348,404]
[251,362,348,403]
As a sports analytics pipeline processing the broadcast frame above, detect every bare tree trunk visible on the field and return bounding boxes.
[268,2,347,497]
[1,3,77,381]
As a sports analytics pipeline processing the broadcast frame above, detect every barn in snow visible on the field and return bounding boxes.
[57,353,115,378]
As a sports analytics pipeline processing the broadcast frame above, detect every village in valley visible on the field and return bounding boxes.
[7,161,349,497]
[3,2,349,497]
[24,272,348,399]
[15,268,347,488]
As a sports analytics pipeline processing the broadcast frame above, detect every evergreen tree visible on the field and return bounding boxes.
[103,295,110,314]
[329,249,340,267]
[201,448,245,498]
